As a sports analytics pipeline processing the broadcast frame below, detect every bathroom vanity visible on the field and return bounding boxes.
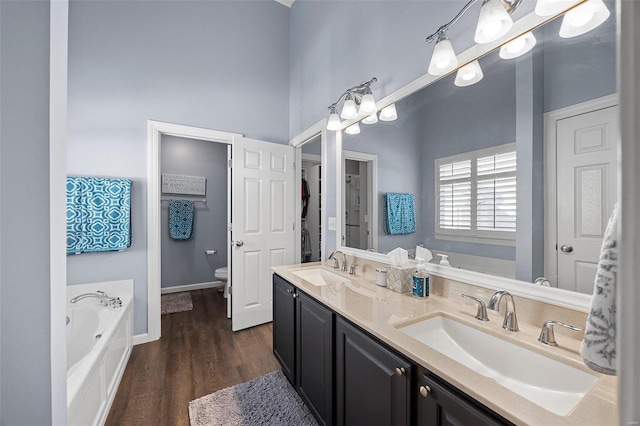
[272,262,618,426]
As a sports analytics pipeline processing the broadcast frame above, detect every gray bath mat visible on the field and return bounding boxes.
[161,291,193,315]
[188,370,318,426]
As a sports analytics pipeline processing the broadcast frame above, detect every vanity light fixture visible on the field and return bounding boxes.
[474,0,514,44]
[425,0,522,76]
[345,122,361,135]
[454,60,484,87]
[558,0,610,38]
[499,31,537,59]
[428,34,459,76]
[362,114,379,125]
[326,77,379,131]
[425,0,609,87]
[340,93,358,120]
[379,103,398,122]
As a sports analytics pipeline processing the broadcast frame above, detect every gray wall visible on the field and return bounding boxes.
[161,136,228,288]
[0,1,57,423]
[67,0,290,334]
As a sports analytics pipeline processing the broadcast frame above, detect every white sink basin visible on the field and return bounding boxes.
[289,267,351,286]
[398,315,599,416]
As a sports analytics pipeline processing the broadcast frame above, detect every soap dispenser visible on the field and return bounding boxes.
[437,254,450,266]
[412,259,429,298]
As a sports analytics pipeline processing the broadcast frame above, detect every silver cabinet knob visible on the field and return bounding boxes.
[419,385,431,397]
[560,244,573,253]
[292,293,299,298]
[286,288,293,294]
[395,367,405,376]
[235,240,244,247]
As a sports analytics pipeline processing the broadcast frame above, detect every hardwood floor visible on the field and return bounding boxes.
[106,288,281,426]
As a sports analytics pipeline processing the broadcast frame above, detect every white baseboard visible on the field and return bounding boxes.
[133,333,152,346]
[161,281,224,294]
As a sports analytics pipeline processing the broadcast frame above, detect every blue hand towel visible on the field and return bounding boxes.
[66,177,132,254]
[384,193,416,235]
[169,200,195,241]
[581,203,618,375]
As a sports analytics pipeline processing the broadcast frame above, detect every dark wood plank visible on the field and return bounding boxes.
[106,288,279,426]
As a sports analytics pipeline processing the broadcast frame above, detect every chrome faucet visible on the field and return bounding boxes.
[538,320,582,346]
[328,251,347,272]
[70,291,122,308]
[487,290,519,331]
[461,294,489,321]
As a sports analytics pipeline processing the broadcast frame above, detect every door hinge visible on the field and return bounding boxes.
[293,161,296,170]
[228,223,232,232]
[228,159,232,168]
[293,223,295,230]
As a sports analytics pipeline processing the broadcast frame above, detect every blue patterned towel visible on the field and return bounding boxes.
[66,177,132,254]
[384,193,416,235]
[169,200,194,241]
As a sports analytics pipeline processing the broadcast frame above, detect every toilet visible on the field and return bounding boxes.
[214,267,229,298]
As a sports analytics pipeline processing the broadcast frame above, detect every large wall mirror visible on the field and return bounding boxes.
[338,1,616,298]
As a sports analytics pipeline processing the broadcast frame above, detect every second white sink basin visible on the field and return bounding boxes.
[289,267,351,286]
[398,315,598,416]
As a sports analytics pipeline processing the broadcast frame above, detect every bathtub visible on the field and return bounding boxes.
[67,280,134,426]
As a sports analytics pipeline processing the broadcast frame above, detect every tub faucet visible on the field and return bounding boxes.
[70,291,122,308]
[487,290,519,332]
[328,251,347,272]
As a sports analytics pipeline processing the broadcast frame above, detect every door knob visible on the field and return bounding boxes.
[395,367,405,376]
[419,385,431,397]
[560,244,573,253]
[235,240,244,247]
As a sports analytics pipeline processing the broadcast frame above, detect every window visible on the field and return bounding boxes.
[435,143,516,245]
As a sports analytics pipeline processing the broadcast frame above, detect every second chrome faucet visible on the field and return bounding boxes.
[461,290,518,332]
[488,290,519,332]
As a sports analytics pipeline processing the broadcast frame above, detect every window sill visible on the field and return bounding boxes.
[433,233,516,247]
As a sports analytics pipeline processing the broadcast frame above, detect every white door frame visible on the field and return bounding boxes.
[342,150,378,251]
[542,94,618,288]
[290,119,328,264]
[146,120,241,343]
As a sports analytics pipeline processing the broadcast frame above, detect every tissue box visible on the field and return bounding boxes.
[386,266,414,293]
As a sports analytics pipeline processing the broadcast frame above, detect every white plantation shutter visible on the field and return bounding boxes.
[436,143,516,242]
[477,151,517,232]
[439,160,471,230]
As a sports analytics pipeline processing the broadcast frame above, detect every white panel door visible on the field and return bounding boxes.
[557,106,618,293]
[231,137,295,331]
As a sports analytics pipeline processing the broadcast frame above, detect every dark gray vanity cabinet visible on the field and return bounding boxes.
[275,273,514,426]
[273,274,296,383]
[336,317,412,426]
[273,274,334,426]
[415,367,513,426]
[296,291,334,426]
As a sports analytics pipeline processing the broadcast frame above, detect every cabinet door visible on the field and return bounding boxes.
[273,274,296,384]
[296,291,334,426]
[336,317,411,426]
[416,369,513,426]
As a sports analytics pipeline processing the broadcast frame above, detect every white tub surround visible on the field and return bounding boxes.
[66,280,134,426]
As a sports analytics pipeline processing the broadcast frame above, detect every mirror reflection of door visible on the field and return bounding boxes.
[555,105,618,292]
